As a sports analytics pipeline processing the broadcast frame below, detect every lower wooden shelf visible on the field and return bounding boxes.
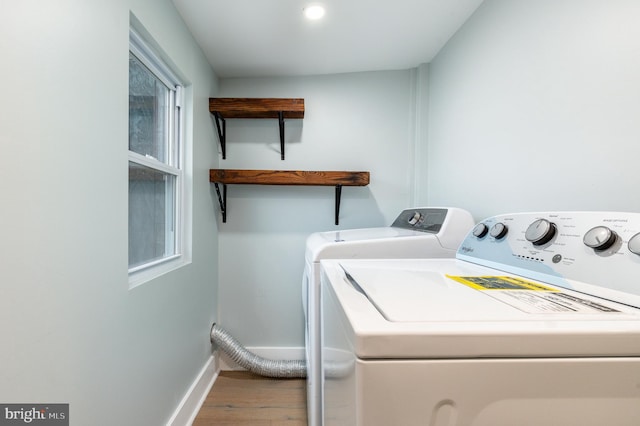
[209,169,370,225]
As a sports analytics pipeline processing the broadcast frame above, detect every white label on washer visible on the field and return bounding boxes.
[447,275,622,314]
[488,290,622,314]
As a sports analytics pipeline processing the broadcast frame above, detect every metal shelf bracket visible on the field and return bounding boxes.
[212,112,227,159]
[213,182,227,223]
[334,185,343,225]
[278,111,285,160]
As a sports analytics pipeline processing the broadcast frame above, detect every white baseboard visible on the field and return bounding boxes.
[167,353,220,426]
[219,346,306,370]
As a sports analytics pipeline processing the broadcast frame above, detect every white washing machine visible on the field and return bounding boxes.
[321,211,640,426]
[302,207,474,426]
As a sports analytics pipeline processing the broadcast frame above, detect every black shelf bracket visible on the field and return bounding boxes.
[278,111,285,160]
[335,185,342,225]
[212,112,227,159]
[213,183,227,223]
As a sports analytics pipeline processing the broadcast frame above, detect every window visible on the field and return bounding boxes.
[128,27,186,285]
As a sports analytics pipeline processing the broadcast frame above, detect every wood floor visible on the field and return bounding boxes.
[193,371,308,426]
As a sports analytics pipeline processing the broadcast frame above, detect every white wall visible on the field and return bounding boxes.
[215,72,415,347]
[426,0,640,220]
[0,1,219,424]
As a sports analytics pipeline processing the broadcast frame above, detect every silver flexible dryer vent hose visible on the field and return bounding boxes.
[210,323,307,378]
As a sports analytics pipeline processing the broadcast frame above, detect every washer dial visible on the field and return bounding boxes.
[525,219,557,246]
[583,226,617,251]
[489,222,508,239]
[628,233,640,256]
[472,223,489,238]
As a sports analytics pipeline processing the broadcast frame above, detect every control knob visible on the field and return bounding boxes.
[525,218,556,246]
[408,211,422,225]
[583,226,617,251]
[489,222,508,239]
[628,233,640,256]
[472,223,489,238]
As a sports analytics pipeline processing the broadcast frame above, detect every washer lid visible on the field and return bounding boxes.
[323,259,640,358]
[344,266,523,322]
[344,263,635,322]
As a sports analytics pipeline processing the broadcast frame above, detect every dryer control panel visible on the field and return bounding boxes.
[390,208,449,233]
[457,212,640,307]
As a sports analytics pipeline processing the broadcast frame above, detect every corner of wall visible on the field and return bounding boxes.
[411,63,430,206]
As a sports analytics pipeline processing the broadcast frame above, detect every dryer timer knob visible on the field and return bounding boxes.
[408,211,422,225]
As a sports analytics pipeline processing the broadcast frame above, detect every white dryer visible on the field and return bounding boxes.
[321,211,640,426]
[302,207,474,426]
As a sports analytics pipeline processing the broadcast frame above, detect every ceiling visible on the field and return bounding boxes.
[172,0,484,78]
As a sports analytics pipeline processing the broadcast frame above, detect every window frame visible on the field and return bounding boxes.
[128,26,188,288]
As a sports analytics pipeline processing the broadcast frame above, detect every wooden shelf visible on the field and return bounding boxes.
[209,98,305,119]
[209,169,370,225]
[209,169,369,186]
[209,98,305,160]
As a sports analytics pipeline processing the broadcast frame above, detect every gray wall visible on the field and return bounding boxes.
[216,72,416,347]
[425,0,640,219]
[0,1,219,424]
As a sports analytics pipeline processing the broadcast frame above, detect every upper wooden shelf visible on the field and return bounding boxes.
[209,169,370,225]
[209,98,305,119]
[209,98,304,160]
[209,169,369,186]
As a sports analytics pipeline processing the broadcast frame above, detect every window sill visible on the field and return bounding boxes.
[128,255,191,290]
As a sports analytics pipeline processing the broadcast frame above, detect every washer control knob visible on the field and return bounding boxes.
[472,223,489,238]
[489,222,508,239]
[583,226,617,251]
[408,211,422,225]
[628,233,640,256]
[525,219,557,246]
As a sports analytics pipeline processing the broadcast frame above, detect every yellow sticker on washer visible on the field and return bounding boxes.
[446,275,558,291]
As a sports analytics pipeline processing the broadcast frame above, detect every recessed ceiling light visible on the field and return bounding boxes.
[303,4,325,20]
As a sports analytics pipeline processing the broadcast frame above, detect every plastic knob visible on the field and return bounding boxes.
[408,212,422,225]
[525,219,556,246]
[628,233,640,256]
[472,223,489,238]
[583,226,617,251]
[489,222,508,239]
